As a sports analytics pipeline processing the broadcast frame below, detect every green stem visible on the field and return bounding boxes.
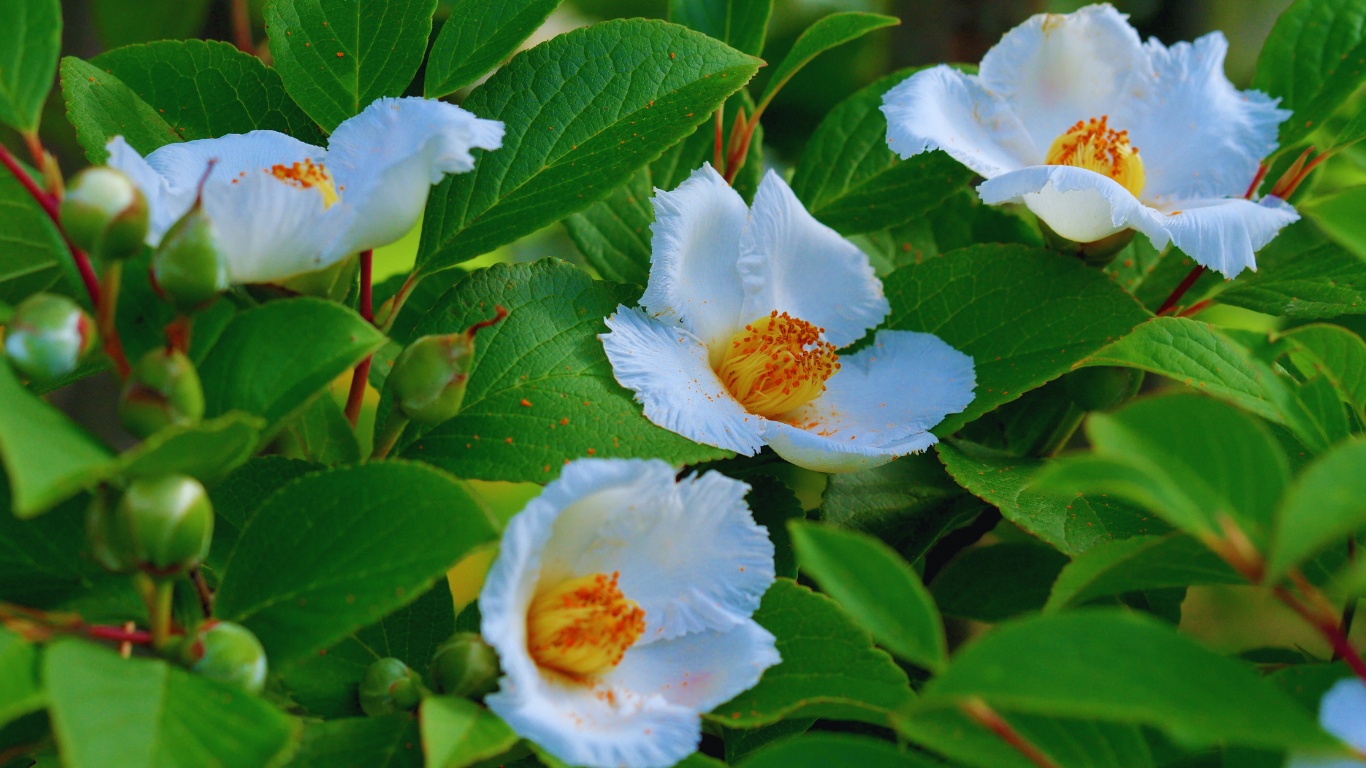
[141,576,176,652]
[371,413,410,461]
[98,260,131,377]
[1037,403,1085,458]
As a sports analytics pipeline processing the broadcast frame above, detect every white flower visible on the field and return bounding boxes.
[881,3,1298,277]
[105,97,503,284]
[479,458,779,768]
[599,164,976,474]
[1287,678,1366,768]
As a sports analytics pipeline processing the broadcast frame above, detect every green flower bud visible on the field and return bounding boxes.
[114,475,213,576]
[429,632,500,699]
[1039,221,1135,268]
[390,334,474,425]
[359,657,425,717]
[182,621,268,693]
[60,167,149,261]
[151,205,229,314]
[119,348,205,438]
[86,492,134,573]
[1065,366,1144,412]
[4,293,97,383]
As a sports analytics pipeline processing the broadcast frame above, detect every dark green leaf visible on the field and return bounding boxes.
[668,0,771,57]
[819,453,962,541]
[747,474,802,579]
[1253,0,1366,147]
[206,456,321,573]
[213,461,497,666]
[0,485,107,607]
[883,244,1150,433]
[0,157,70,306]
[789,521,945,671]
[1218,242,1366,319]
[416,19,761,274]
[1279,323,1366,421]
[0,0,60,132]
[0,630,41,729]
[395,260,728,481]
[420,696,518,768]
[723,719,814,764]
[424,0,566,98]
[1268,436,1366,581]
[286,715,419,768]
[59,56,182,162]
[90,0,210,48]
[931,543,1068,622]
[285,396,362,466]
[266,0,437,131]
[756,13,898,108]
[898,709,1156,768]
[1044,534,1240,612]
[737,733,937,768]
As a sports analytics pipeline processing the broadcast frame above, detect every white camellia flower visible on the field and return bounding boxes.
[479,458,779,768]
[105,97,503,284]
[1287,678,1366,768]
[881,3,1297,277]
[600,164,976,474]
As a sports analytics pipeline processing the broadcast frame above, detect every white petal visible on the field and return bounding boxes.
[1119,33,1288,203]
[606,620,779,713]
[200,170,337,284]
[1157,196,1300,278]
[325,97,504,259]
[105,137,191,244]
[762,330,976,473]
[601,306,765,456]
[977,165,1168,245]
[979,4,1150,153]
[881,64,1039,177]
[1287,679,1366,768]
[639,164,750,351]
[738,170,890,348]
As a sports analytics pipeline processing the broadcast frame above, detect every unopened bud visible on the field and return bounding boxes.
[86,493,133,573]
[183,621,268,693]
[60,167,149,261]
[389,307,505,425]
[114,475,213,576]
[119,348,205,437]
[429,632,500,699]
[151,206,229,314]
[359,657,425,716]
[4,293,97,383]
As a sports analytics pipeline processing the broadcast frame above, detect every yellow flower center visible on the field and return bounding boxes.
[267,158,339,209]
[1045,116,1145,198]
[526,571,645,679]
[715,311,840,419]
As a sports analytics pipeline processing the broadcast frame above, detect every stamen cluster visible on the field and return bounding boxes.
[526,571,646,679]
[715,310,840,418]
[1045,116,1146,197]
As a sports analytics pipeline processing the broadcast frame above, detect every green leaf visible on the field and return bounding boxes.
[416,19,761,274]
[747,474,803,579]
[791,68,971,235]
[1267,436,1366,581]
[59,56,182,162]
[897,709,1155,768]
[213,461,496,667]
[90,0,210,48]
[883,244,1150,433]
[756,13,898,109]
[44,639,298,768]
[930,543,1068,622]
[936,441,1164,557]
[1302,185,1366,260]
[1279,323,1366,421]
[1217,242,1366,319]
[1044,534,1240,612]
[91,40,319,144]
[285,396,362,466]
[197,298,385,433]
[723,719,815,764]
[916,610,1338,753]
[424,0,565,98]
[286,716,419,768]
[206,456,321,573]
[266,0,437,131]
[0,156,70,306]
[1253,0,1366,148]
[0,362,111,518]
[818,453,962,542]
[788,521,945,671]
[0,630,42,729]
[668,0,771,57]
[112,412,264,484]
[0,0,60,132]
[0,484,106,607]
[737,733,937,768]
[394,260,728,482]
[708,579,914,728]
[420,696,518,768]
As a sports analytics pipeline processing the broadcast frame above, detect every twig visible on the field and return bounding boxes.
[1155,265,1206,316]
[0,142,101,307]
[344,250,376,427]
[961,698,1060,768]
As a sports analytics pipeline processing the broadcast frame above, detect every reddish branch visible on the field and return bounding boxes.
[961,699,1060,768]
[0,143,101,306]
[344,250,376,427]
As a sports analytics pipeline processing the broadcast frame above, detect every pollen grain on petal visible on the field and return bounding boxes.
[715,311,840,419]
[266,157,340,208]
[1045,115,1146,198]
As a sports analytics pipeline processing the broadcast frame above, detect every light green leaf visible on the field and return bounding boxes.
[708,579,914,728]
[931,543,1068,622]
[416,19,761,274]
[393,260,728,482]
[420,696,518,768]
[59,56,182,162]
[1303,185,1366,260]
[286,715,419,768]
[1253,0,1366,148]
[789,521,945,671]
[668,0,771,57]
[0,156,69,306]
[1267,436,1366,581]
[1044,534,1240,612]
[916,610,1339,753]
[897,709,1156,768]
[112,412,264,484]
[44,639,298,768]
[791,68,971,235]
[213,461,496,667]
[266,0,437,131]
[0,630,42,729]
[1279,323,1366,421]
[1217,242,1366,319]
[197,297,386,433]
[756,13,898,109]
[424,0,565,98]
[0,0,60,132]
[285,396,361,466]
[737,733,937,768]
[90,0,210,48]
[91,39,319,144]
[884,244,1150,433]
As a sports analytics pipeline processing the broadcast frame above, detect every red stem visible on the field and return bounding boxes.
[344,250,375,427]
[962,699,1059,768]
[713,109,725,173]
[1175,298,1212,318]
[0,143,101,306]
[1156,265,1206,316]
[1243,163,1268,199]
[86,625,155,644]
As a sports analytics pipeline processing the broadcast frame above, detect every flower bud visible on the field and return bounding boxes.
[428,632,500,699]
[151,205,229,314]
[359,657,425,716]
[389,334,474,425]
[183,621,268,693]
[114,475,213,576]
[119,348,205,438]
[60,166,149,261]
[86,493,134,573]
[4,293,97,383]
